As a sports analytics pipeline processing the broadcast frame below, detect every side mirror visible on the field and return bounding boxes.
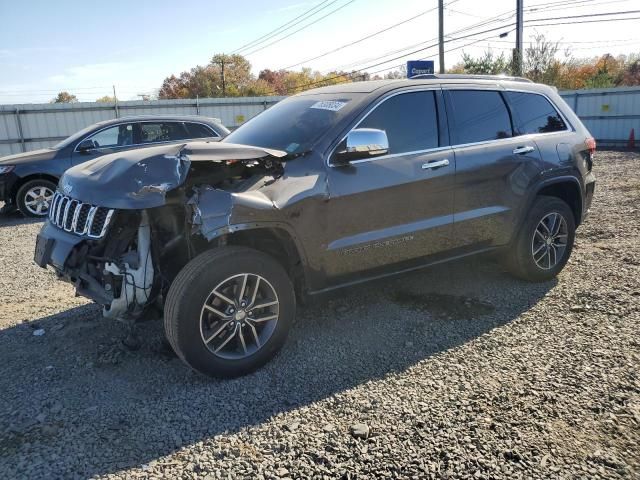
[332,128,389,165]
[77,139,96,152]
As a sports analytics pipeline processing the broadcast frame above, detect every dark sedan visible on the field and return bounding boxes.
[0,115,229,217]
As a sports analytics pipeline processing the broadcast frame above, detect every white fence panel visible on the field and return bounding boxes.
[0,96,285,155]
[559,86,640,147]
[2,86,639,156]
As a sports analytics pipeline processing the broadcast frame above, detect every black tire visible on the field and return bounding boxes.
[506,195,576,282]
[164,246,295,378]
[16,179,57,218]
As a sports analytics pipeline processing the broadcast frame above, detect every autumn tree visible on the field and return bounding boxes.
[621,55,640,86]
[158,54,363,99]
[51,91,78,103]
[95,95,116,103]
[447,33,640,90]
[159,54,255,99]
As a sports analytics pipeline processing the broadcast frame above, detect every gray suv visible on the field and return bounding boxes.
[34,75,596,378]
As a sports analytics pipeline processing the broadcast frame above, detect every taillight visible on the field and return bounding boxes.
[586,137,596,155]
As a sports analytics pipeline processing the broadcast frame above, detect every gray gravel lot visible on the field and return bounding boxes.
[0,151,638,479]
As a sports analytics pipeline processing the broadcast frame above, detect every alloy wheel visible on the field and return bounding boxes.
[23,186,54,216]
[199,273,280,360]
[531,212,568,270]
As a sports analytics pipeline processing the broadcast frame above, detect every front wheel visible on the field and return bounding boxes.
[16,179,57,218]
[164,246,295,378]
[506,195,576,282]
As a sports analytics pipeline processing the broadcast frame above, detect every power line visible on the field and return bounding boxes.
[242,0,357,57]
[327,0,633,74]
[266,8,640,96]
[279,0,459,70]
[327,8,517,73]
[528,15,640,26]
[527,0,635,12]
[264,21,517,95]
[526,0,629,8]
[373,32,514,76]
[464,39,640,52]
[343,8,640,74]
[527,9,640,22]
[230,0,335,54]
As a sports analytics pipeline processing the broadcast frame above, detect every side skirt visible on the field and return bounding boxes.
[307,246,498,296]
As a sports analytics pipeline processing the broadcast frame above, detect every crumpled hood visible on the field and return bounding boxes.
[0,148,57,165]
[60,141,287,209]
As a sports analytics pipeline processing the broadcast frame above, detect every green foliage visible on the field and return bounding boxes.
[158,42,640,99]
[458,51,513,75]
[449,34,640,90]
[51,91,78,103]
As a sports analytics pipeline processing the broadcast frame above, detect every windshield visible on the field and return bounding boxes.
[223,93,365,154]
[53,123,102,149]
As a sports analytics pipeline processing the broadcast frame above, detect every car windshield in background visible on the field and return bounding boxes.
[223,93,365,154]
[53,124,101,149]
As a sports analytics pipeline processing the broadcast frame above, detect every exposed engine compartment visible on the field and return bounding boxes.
[57,153,284,321]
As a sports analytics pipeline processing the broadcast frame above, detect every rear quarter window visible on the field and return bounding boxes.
[186,123,218,139]
[140,122,190,143]
[447,90,513,145]
[505,91,567,134]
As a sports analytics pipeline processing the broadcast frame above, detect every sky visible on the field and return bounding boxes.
[0,0,639,104]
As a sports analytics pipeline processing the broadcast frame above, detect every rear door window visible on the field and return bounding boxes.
[139,122,190,144]
[357,90,439,154]
[447,90,513,144]
[505,91,567,134]
[185,122,218,139]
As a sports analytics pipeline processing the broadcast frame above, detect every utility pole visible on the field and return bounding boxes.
[221,58,227,97]
[214,56,235,97]
[514,0,524,76]
[438,0,445,74]
[112,85,119,118]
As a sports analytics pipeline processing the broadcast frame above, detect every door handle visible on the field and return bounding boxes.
[421,158,450,170]
[513,145,535,155]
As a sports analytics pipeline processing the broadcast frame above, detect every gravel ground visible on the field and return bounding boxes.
[0,151,638,479]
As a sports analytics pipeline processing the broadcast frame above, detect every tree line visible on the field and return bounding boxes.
[449,34,640,89]
[50,35,640,103]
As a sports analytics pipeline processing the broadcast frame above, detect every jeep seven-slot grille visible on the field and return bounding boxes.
[48,192,115,239]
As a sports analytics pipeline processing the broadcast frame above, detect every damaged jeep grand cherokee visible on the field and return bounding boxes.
[34,75,596,378]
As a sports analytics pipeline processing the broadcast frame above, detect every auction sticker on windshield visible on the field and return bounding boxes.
[310,100,348,112]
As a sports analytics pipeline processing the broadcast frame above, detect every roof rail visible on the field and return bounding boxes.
[410,73,533,83]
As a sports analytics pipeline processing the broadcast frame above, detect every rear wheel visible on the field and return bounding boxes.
[506,195,576,282]
[16,179,56,218]
[164,246,295,378]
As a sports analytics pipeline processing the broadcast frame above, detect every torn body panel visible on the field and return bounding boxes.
[37,140,326,321]
[59,142,287,209]
[102,211,154,319]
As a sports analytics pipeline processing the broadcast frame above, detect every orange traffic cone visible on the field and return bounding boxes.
[628,128,636,150]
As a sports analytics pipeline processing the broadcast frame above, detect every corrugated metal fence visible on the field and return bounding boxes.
[559,86,639,147]
[1,86,638,155]
[0,96,285,156]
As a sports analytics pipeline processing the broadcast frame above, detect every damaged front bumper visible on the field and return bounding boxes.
[35,212,154,320]
[35,221,113,304]
[34,140,290,320]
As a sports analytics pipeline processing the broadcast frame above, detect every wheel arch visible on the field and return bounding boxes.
[12,173,59,200]
[534,176,583,226]
[203,224,309,298]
